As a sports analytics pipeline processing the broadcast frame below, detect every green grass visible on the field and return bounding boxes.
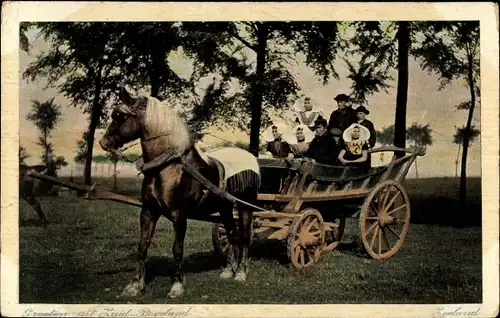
[19,177,482,304]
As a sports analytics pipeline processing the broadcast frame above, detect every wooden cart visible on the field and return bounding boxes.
[26,146,424,271]
[212,146,425,270]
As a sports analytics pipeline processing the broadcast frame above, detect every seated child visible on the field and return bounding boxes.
[338,124,371,170]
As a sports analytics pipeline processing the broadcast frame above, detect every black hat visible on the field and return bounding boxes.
[355,105,370,115]
[314,117,327,127]
[334,94,349,102]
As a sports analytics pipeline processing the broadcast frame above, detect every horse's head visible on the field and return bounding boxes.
[99,88,147,152]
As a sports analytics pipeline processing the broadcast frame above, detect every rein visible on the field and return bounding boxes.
[137,146,265,212]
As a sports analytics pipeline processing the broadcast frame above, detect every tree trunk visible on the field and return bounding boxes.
[84,73,103,186]
[458,53,476,205]
[394,22,410,158]
[248,23,268,157]
[113,161,118,191]
[455,144,461,178]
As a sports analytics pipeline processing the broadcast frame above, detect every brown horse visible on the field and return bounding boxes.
[99,88,260,299]
[20,164,49,227]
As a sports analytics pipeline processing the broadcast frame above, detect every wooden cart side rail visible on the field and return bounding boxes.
[258,188,371,202]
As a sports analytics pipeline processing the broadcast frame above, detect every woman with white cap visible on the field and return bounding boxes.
[338,123,371,170]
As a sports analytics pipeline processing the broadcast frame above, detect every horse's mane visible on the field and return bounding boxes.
[144,96,191,153]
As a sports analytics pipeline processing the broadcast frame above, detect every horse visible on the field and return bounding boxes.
[19,164,49,227]
[98,88,261,299]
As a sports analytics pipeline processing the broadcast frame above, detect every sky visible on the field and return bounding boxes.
[18,26,481,179]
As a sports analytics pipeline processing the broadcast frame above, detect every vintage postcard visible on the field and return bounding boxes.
[2,1,499,317]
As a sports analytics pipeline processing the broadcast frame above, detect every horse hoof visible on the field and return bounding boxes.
[234,271,247,282]
[120,281,143,297]
[167,282,184,299]
[219,268,234,280]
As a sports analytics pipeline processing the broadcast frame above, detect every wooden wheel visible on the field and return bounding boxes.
[360,180,411,260]
[287,208,325,270]
[322,216,346,253]
[212,222,230,260]
[211,218,254,260]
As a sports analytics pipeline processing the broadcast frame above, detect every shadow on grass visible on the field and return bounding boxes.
[409,196,481,228]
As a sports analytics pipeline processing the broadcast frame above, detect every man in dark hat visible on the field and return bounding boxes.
[355,106,377,148]
[327,93,357,136]
[303,118,339,165]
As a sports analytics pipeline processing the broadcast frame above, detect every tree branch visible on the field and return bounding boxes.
[230,31,257,52]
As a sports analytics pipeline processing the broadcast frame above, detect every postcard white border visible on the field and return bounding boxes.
[2,2,499,317]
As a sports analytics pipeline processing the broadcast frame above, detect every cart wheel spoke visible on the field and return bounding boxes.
[370,202,380,216]
[381,227,392,250]
[365,221,378,237]
[299,249,305,265]
[384,191,401,213]
[387,204,407,216]
[385,224,401,240]
[370,225,379,250]
[378,229,382,255]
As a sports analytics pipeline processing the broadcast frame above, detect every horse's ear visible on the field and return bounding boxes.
[120,87,136,106]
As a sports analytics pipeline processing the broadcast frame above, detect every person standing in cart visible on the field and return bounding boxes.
[327,93,357,137]
[354,105,376,168]
[294,96,323,132]
[355,106,376,148]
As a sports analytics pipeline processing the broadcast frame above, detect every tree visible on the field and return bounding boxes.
[411,21,479,204]
[22,22,129,186]
[406,123,433,178]
[180,22,343,156]
[112,22,191,99]
[452,125,480,178]
[375,125,395,163]
[19,145,30,165]
[26,98,66,177]
[343,22,414,157]
[26,98,67,194]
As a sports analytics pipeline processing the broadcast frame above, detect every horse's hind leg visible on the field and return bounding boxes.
[168,212,187,299]
[121,207,159,297]
[219,207,239,279]
[235,206,252,282]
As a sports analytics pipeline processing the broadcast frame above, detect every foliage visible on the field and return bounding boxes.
[74,131,91,163]
[411,21,480,91]
[26,98,66,176]
[411,21,479,202]
[179,22,343,154]
[452,125,480,147]
[406,123,433,149]
[376,125,395,146]
[19,145,30,165]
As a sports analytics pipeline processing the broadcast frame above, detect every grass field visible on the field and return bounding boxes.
[19,176,482,304]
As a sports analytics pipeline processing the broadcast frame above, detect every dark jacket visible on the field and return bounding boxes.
[304,132,339,165]
[266,139,291,158]
[358,119,377,148]
[327,107,357,134]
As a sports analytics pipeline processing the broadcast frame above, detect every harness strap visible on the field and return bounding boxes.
[181,159,266,211]
[139,148,264,211]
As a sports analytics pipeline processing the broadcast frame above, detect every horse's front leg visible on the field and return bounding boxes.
[168,212,187,299]
[121,207,159,297]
